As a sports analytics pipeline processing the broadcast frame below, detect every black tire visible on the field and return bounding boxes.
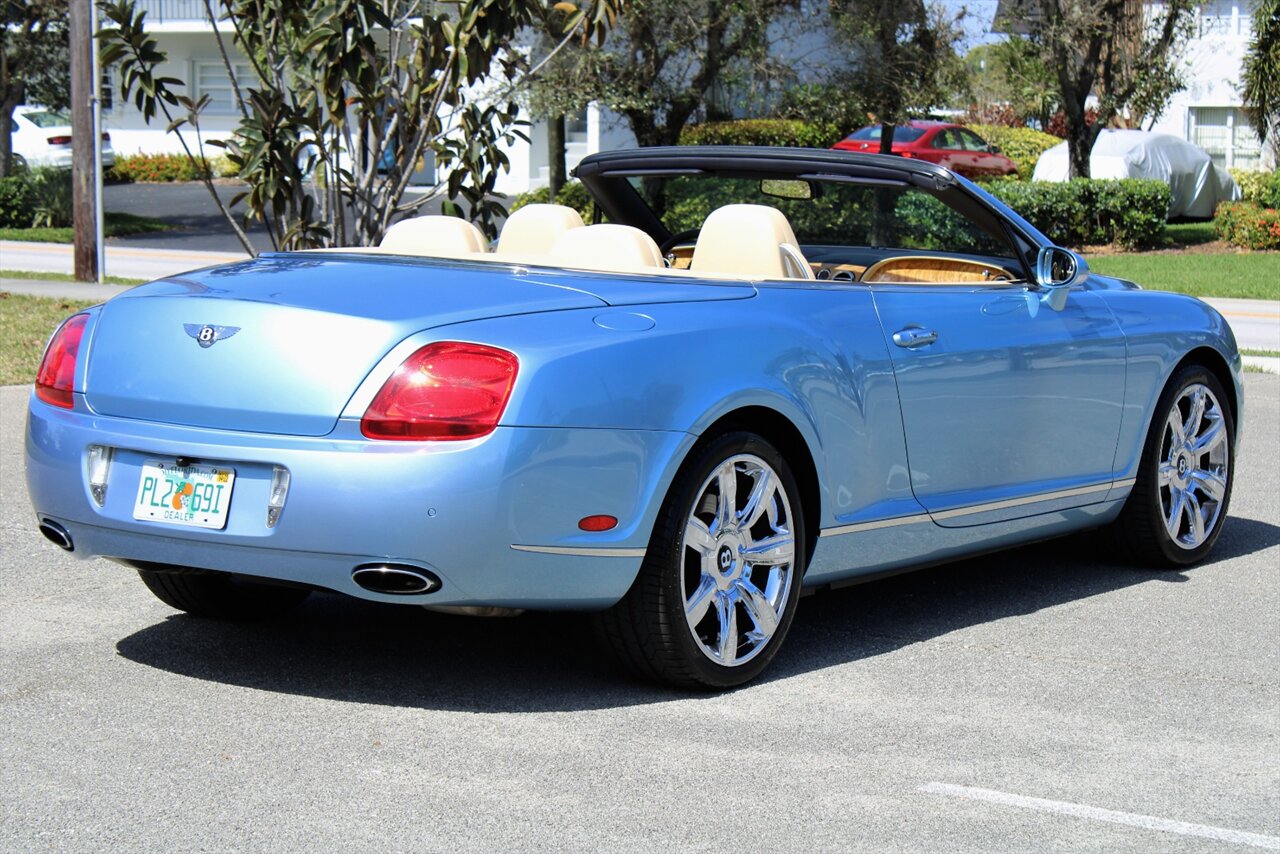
[137,567,310,620]
[595,431,806,689]
[1105,363,1235,567]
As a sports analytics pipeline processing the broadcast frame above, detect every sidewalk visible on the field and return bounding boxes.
[2,242,1277,373]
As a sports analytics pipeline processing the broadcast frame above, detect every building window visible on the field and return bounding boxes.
[1190,107,1262,171]
[193,61,254,116]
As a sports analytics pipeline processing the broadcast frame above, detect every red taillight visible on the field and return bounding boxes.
[900,151,915,158]
[35,314,90,409]
[46,135,72,145]
[361,342,518,441]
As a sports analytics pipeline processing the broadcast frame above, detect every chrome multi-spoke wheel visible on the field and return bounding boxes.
[1158,383,1229,550]
[595,432,806,689]
[1107,365,1235,567]
[681,454,796,667]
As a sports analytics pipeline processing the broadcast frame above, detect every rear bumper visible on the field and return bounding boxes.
[26,392,692,608]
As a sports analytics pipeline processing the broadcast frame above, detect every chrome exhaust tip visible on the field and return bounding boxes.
[352,564,440,595]
[39,520,74,552]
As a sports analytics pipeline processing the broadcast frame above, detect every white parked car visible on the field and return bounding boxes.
[1033,129,1239,219]
[10,105,115,170]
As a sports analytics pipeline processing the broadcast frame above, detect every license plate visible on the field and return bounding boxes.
[133,460,235,530]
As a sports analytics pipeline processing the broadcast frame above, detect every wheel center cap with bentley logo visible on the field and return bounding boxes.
[718,545,734,572]
[184,324,241,348]
[1177,456,1189,477]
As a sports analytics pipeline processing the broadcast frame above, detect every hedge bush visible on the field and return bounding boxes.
[509,180,597,223]
[1214,201,1280,250]
[0,174,36,228]
[968,124,1061,178]
[1230,168,1280,208]
[107,152,216,183]
[984,178,1170,248]
[679,119,842,149]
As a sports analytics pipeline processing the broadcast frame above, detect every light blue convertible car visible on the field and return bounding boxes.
[26,147,1242,688]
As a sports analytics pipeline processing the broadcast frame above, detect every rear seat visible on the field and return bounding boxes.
[495,204,584,254]
[378,215,488,257]
[548,224,665,273]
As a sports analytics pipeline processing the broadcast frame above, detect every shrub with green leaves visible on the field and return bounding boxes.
[984,178,1170,248]
[1214,201,1280,250]
[679,119,842,149]
[1229,168,1280,208]
[0,174,36,228]
[1020,179,1168,246]
[968,125,1062,178]
[509,180,597,223]
[28,168,73,228]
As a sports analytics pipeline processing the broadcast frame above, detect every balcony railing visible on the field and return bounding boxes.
[131,0,445,22]
[132,0,208,22]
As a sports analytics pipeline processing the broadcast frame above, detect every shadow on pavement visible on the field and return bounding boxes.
[114,515,1279,713]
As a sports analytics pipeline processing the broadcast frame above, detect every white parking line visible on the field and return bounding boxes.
[920,782,1280,850]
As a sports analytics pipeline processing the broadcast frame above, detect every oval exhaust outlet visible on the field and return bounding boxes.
[352,564,439,595]
[39,520,74,552]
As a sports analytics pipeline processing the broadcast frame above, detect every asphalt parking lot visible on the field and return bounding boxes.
[2,376,1277,852]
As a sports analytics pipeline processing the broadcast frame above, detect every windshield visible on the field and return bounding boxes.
[847,126,927,143]
[628,174,1015,258]
[22,110,70,128]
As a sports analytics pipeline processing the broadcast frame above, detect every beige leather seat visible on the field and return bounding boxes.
[548,224,665,273]
[379,215,489,257]
[496,203,585,254]
[690,204,814,280]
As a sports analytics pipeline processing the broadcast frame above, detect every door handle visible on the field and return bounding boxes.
[892,327,938,348]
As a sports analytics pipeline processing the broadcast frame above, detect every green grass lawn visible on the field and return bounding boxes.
[1085,252,1280,300]
[0,269,147,286]
[1162,221,1219,248]
[0,293,97,386]
[0,211,175,243]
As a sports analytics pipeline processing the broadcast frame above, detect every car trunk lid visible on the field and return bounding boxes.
[83,253,754,436]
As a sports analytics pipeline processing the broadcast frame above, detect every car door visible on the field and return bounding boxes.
[932,129,978,177]
[957,129,1000,177]
[866,188,1127,526]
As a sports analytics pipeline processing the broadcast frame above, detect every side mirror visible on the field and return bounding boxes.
[1034,246,1085,312]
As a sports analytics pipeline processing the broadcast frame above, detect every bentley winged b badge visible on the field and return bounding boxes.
[184,324,241,348]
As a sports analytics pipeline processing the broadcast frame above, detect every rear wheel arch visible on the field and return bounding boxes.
[695,406,822,572]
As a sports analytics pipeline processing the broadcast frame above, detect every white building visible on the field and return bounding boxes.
[1147,0,1271,171]
[101,0,635,195]
[992,0,1273,171]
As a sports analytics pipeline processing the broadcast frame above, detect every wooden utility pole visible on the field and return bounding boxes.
[69,0,97,282]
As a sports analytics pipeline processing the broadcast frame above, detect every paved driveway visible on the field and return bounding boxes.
[2,377,1277,851]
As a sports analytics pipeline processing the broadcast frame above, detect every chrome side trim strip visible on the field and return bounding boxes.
[819,480,1124,538]
[818,513,932,538]
[510,544,647,558]
[928,482,1114,521]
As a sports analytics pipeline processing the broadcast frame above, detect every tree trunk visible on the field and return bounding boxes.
[0,40,15,178]
[548,114,566,201]
[69,0,97,282]
[0,96,20,178]
[879,123,895,154]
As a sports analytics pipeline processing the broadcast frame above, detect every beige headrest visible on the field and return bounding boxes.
[548,224,665,273]
[496,203,585,254]
[690,204,814,280]
[379,215,488,257]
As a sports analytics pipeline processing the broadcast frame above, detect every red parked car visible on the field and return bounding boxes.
[832,120,1018,178]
